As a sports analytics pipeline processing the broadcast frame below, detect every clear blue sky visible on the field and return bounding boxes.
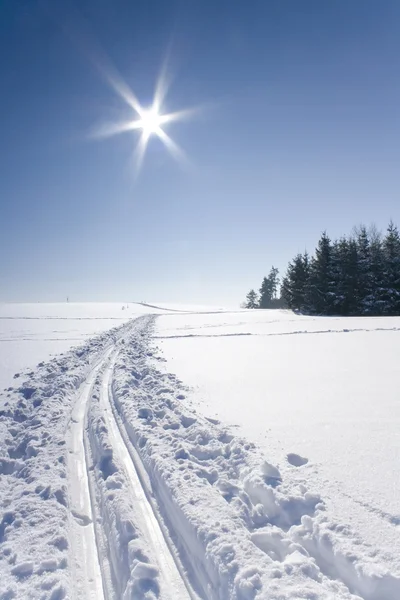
[1,0,400,304]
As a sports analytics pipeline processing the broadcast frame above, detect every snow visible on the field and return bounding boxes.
[0,303,162,389]
[157,309,400,594]
[0,302,227,390]
[0,304,399,599]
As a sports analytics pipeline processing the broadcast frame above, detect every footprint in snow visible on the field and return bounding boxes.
[287,453,309,467]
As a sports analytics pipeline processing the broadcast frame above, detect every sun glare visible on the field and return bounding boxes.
[91,58,200,175]
[138,108,163,135]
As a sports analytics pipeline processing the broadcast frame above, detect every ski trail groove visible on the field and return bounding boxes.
[100,352,193,600]
[67,348,114,600]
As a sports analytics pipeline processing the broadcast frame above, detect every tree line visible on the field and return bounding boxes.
[244,221,400,316]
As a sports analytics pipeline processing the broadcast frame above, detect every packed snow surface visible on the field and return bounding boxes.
[0,303,399,599]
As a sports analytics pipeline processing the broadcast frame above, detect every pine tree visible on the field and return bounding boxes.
[245,289,259,309]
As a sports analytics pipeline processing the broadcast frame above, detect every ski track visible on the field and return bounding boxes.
[97,351,191,599]
[66,322,192,599]
[1,313,400,599]
[67,349,113,600]
[155,326,400,340]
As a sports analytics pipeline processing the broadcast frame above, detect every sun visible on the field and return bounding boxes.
[90,60,200,175]
[138,108,163,136]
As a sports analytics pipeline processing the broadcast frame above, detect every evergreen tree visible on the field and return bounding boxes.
[244,220,400,317]
[307,232,335,314]
[356,226,371,312]
[258,277,272,308]
[245,289,259,309]
[382,221,400,314]
[281,253,310,311]
[269,266,280,300]
[368,227,385,314]
[259,267,280,308]
[339,237,359,315]
[329,238,345,314]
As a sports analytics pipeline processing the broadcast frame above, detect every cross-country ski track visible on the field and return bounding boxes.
[67,326,192,600]
[67,348,112,600]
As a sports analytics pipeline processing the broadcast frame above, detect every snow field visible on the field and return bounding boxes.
[112,316,400,599]
[0,303,159,390]
[156,310,400,547]
[0,302,227,390]
[1,307,399,599]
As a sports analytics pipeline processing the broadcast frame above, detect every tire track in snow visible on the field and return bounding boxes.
[67,348,115,600]
[99,352,193,600]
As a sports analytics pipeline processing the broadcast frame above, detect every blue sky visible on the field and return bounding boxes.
[1,0,400,304]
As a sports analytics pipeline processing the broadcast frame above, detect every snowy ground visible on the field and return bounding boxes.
[0,303,161,390]
[0,303,226,390]
[157,310,400,595]
[0,304,399,599]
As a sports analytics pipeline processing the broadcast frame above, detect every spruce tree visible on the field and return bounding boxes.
[268,266,280,300]
[341,237,359,315]
[245,220,400,316]
[368,227,385,314]
[281,253,310,311]
[259,277,272,308]
[259,267,280,308]
[307,232,335,314]
[382,221,400,314]
[245,289,259,309]
[330,239,345,314]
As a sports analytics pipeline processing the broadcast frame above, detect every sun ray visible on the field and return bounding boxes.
[133,130,151,176]
[157,129,189,166]
[152,40,174,113]
[153,65,170,115]
[158,106,202,126]
[88,47,144,117]
[91,119,144,140]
